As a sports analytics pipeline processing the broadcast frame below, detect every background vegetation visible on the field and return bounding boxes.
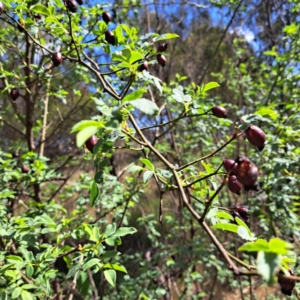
[0,0,299,299]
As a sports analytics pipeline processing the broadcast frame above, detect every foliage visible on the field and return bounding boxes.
[0,0,299,299]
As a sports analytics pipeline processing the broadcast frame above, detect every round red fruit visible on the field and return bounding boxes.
[235,156,258,186]
[0,2,4,14]
[228,175,242,195]
[10,88,19,101]
[105,30,115,45]
[138,61,149,72]
[85,135,98,153]
[102,11,111,24]
[278,269,295,296]
[212,106,227,118]
[65,0,77,13]
[157,43,168,52]
[156,54,166,67]
[52,52,63,67]
[21,165,30,173]
[246,125,266,150]
[223,159,238,175]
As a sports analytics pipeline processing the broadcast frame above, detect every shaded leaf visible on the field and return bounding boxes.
[83,258,101,271]
[125,98,159,115]
[104,269,116,287]
[89,180,99,207]
[257,251,280,285]
[143,170,153,183]
[114,227,137,237]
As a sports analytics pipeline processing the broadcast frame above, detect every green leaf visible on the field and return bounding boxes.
[123,89,146,102]
[143,170,153,183]
[137,72,162,94]
[268,238,292,254]
[254,106,279,121]
[239,239,269,252]
[104,263,127,273]
[71,120,103,133]
[92,227,100,242]
[237,226,256,241]
[125,98,159,115]
[235,217,252,235]
[12,288,22,299]
[6,255,23,264]
[115,25,124,44]
[89,180,99,207]
[256,251,280,285]
[153,33,179,42]
[114,227,137,237]
[94,170,104,184]
[104,269,116,287]
[104,223,117,238]
[129,51,143,64]
[21,284,37,290]
[203,82,220,92]
[126,165,144,173]
[67,263,81,278]
[211,223,239,233]
[30,4,50,16]
[216,211,234,220]
[21,290,33,300]
[206,207,218,220]
[25,265,34,278]
[83,258,101,271]
[76,126,99,148]
[283,23,298,35]
[172,88,192,103]
[105,236,122,246]
[82,223,93,240]
[140,158,154,171]
[102,250,119,260]
[263,50,278,56]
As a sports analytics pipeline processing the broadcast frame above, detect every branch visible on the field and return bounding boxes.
[39,79,51,157]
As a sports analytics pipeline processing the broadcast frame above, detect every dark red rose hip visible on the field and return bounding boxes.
[138,61,149,72]
[278,269,295,296]
[10,88,19,101]
[156,54,166,67]
[0,2,4,15]
[52,52,63,67]
[157,43,168,52]
[85,135,98,153]
[235,206,249,220]
[105,30,115,45]
[235,156,258,187]
[212,106,227,118]
[228,175,242,195]
[223,159,238,175]
[102,11,111,24]
[246,125,266,151]
[21,165,30,173]
[65,0,77,13]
